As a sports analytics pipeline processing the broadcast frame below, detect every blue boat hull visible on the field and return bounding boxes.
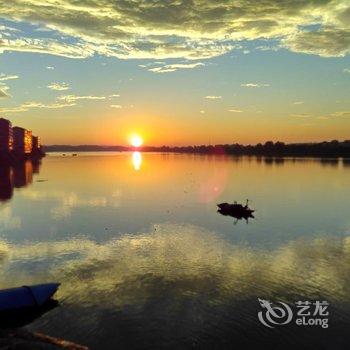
[0,283,60,312]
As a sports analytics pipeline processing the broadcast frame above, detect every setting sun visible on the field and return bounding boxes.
[130,134,143,148]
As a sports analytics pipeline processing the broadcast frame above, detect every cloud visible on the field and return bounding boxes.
[255,45,280,52]
[282,27,350,58]
[0,74,18,98]
[0,37,94,59]
[205,95,222,100]
[0,0,348,60]
[0,88,10,98]
[0,73,19,81]
[0,106,28,113]
[228,109,243,113]
[147,62,205,73]
[108,94,120,100]
[241,83,270,88]
[329,111,350,117]
[0,84,10,98]
[47,82,70,91]
[290,114,311,118]
[317,111,350,119]
[22,101,76,109]
[0,100,76,113]
[58,95,106,102]
[46,66,55,70]
[293,101,304,105]
[0,25,20,33]
[0,88,121,114]
[344,68,350,73]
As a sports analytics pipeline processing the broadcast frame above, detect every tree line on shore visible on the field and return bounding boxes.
[44,140,350,157]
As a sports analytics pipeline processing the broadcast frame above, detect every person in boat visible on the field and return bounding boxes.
[244,199,249,209]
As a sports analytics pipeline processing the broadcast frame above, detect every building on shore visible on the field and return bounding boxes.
[0,118,13,153]
[32,135,41,153]
[0,117,43,162]
[13,127,33,154]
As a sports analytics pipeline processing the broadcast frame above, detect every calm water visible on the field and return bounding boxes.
[1,153,350,349]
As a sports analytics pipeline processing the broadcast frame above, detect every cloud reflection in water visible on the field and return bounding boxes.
[1,224,350,348]
[1,224,350,304]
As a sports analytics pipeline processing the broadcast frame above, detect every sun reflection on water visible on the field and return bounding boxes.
[132,151,142,171]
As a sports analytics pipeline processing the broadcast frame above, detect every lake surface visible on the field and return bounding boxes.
[1,153,350,349]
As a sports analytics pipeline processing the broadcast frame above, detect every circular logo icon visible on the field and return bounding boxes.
[258,298,293,328]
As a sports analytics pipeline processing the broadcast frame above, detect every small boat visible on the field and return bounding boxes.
[217,200,255,223]
[0,283,60,312]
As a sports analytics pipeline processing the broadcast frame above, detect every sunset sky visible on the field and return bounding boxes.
[0,0,349,146]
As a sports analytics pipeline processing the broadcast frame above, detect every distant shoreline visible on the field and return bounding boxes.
[43,140,350,157]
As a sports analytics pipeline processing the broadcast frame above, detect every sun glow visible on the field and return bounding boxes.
[130,134,143,148]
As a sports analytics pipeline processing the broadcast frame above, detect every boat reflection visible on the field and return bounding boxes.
[0,159,41,202]
[132,151,142,171]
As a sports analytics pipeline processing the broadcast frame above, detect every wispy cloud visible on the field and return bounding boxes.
[205,95,222,100]
[0,89,122,114]
[256,45,280,52]
[46,66,55,70]
[0,88,10,98]
[0,106,28,113]
[0,100,75,113]
[329,111,350,117]
[228,109,243,113]
[293,101,304,105]
[0,74,19,81]
[241,83,270,88]
[147,62,205,73]
[0,37,94,59]
[290,114,311,118]
[47,82,70,91]
[0,84,10,98]
[344,68,350,74]
[22,101,76,109]
[0,25,20,33]
[138,61,166,68]
[317,111,350,119]
[58,95,106,102]
[0,74,18,98]
[108,94,120,100]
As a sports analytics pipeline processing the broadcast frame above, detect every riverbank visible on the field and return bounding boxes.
[0,329,88,350]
